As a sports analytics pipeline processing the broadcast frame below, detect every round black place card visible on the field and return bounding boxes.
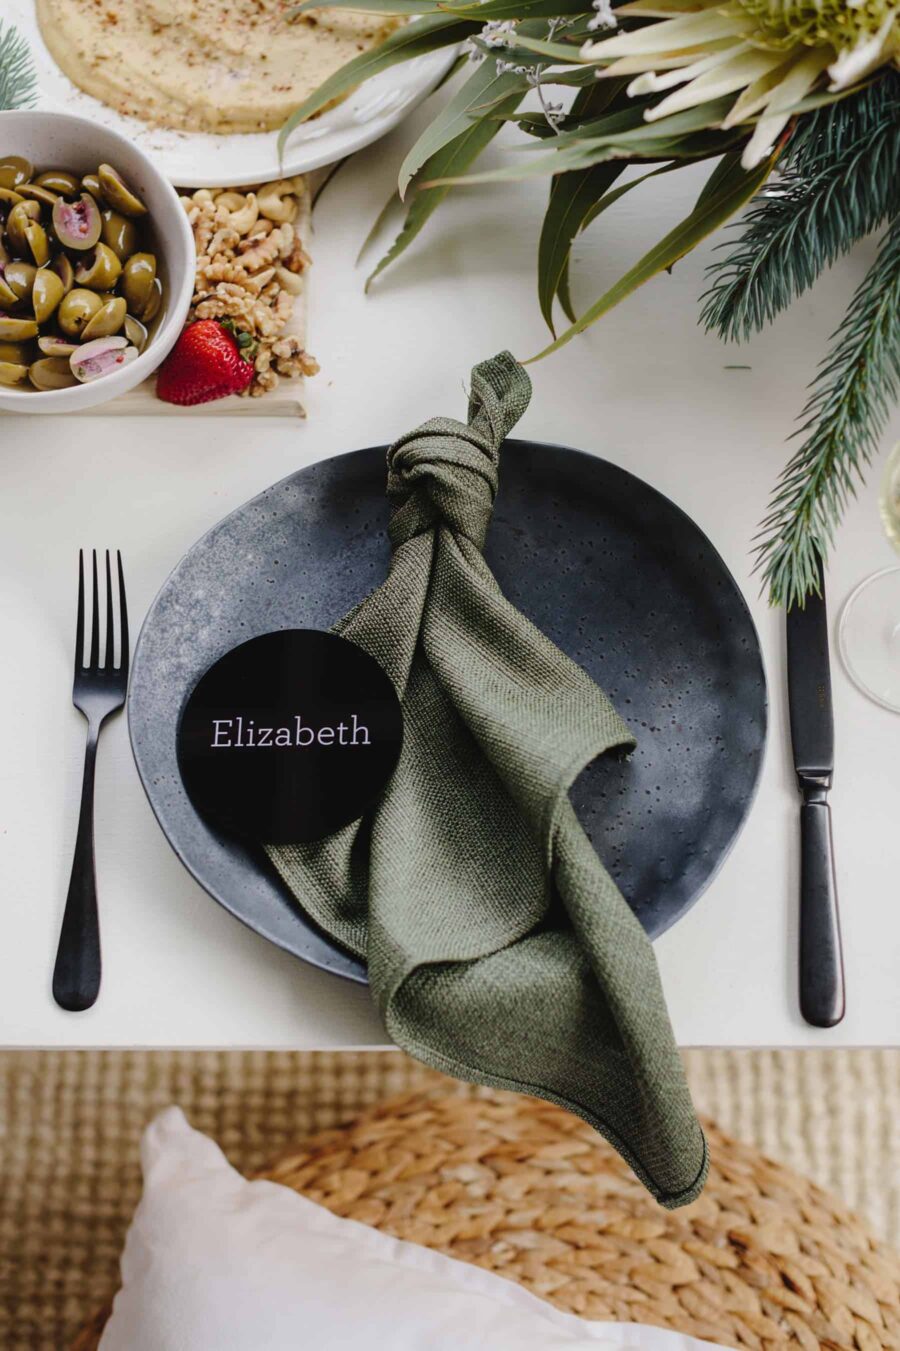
[178,630,403,844]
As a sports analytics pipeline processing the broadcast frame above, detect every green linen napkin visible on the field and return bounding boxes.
[268,353,708,1209]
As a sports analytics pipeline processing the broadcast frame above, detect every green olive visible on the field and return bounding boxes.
[0,314,39,341]
[119,257,153,310]
[123,314,148,352]
[81,295,127,340]
[36,170,81,196]
[121,252,156,314]
[74,242,122,290]
[101,209,139,262]
[0,359,29,387]
[0,158,163,391]
[32,268,66,324]
[52,254,74,295]
[29,357,78,390]
[0,156,33,190]
[4,261,36,302]
[25,223,51,267]
[0,340,30,364]
[6,200,41,255]
[52,192,102,250]
[97,163,148,217]
[141,276,163,324]
[18,183,58,209]
[37,335,78,357]
[58,288,103,337]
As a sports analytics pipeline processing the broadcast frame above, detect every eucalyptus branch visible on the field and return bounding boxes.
[701,77,900,342]
[0,22,37,112]
[756,216,900,609]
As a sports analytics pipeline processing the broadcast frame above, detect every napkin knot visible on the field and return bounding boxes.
[387,353,531,551]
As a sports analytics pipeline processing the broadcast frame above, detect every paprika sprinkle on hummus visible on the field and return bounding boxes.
[36,0,401,134]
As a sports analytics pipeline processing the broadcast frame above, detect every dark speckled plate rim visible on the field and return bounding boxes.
[128,440,768,983]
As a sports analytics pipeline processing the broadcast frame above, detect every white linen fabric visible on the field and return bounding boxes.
[100,1108,730,1351]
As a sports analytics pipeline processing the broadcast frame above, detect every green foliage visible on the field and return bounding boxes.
[285,8,900,606]
[702,76,900,342]
[756,217,900,609]
[0,22,37,111]
[365,82,527,289]
[531,151,776,359]
[278,12,482,152]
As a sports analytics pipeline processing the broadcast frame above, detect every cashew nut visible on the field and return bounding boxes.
[214,191,243,211]
[230,194,260,235]
[258,179,298,223]
[213,191,260,235]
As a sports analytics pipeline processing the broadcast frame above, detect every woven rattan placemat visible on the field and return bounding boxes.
[1,1048,898,1350]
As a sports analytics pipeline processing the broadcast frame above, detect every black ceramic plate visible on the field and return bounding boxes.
[129,441,767,983]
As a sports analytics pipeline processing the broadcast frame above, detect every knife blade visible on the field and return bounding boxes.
[786,560,845,1028]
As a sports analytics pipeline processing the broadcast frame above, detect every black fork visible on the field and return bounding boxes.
[52,550,129,1012]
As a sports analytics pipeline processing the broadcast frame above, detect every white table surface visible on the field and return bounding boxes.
[1,97,898,1050]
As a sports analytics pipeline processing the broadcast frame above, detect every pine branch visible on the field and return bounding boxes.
[756,216,900,609]
[0,21,37,111]
[700,76,900,342]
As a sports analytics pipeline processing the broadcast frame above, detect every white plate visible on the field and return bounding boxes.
[8,1,456,187]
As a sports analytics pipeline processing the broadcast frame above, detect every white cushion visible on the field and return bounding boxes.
[100,1108,728,1351]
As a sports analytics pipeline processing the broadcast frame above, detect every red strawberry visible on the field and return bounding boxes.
[156,319,256,405]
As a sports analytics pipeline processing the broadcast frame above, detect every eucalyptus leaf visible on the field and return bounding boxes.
[551,94,734,144]
[357,189,404,264]
[426,95,741,185]
[511,34,595,60]
[529,152,776,360]
[539,163,626,331]
[427,129,727,186]
[398,17,559,197]
[446,0,591,17]
[291,0,441,12]
[535,76,635,329]
[368,89,526,288]
[279,13,478,148]
[398,60,529,197]
[580,160,680,230]
[552,163,682,321]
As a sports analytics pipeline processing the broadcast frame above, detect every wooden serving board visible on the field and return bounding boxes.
[84,186,314,418]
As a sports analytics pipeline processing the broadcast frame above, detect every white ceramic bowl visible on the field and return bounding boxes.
[0,110,194,414]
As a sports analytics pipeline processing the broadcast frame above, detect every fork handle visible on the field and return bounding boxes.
[53,727,102,1011]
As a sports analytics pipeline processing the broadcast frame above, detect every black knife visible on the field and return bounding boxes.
[786,559,845,1028]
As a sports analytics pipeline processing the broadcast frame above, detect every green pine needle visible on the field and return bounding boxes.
[0,22,37,111]
[701,76,900,342]
[755,215,900,609]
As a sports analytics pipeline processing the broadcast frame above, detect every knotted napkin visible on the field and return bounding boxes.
[268,353,707,1208]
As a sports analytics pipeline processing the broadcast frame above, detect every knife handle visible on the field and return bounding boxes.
[799,795,845,1028]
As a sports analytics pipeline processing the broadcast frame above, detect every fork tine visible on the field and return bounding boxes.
[117,551,129,673]
[89,549,99,669]
[104,550,115,669]
[75,549,85,672]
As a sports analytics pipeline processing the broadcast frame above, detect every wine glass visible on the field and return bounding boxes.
[838,441,900,712]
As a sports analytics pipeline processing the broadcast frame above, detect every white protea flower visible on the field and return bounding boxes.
[581,0,900,167]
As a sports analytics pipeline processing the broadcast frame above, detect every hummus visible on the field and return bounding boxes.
[36,0,401,134]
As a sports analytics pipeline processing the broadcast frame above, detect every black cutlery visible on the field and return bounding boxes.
[53,550,129,1012]
[786,559,845,1028]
